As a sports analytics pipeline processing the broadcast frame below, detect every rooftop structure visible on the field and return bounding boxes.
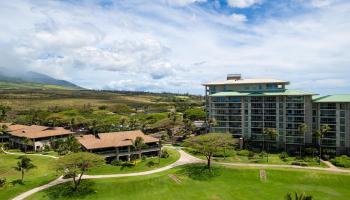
[5,124,73,139]
[313,94,350,103]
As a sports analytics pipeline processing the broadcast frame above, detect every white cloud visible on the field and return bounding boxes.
[164,0,206,6]
[229,13,247,23]
[227,0,261,8]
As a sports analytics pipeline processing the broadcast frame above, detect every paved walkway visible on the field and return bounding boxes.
[11,148,350,200]
[1,147,58,159]
[321,159,339,170]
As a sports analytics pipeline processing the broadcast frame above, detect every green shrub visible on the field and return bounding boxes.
[147,160,156,167]
[248,151,255,159]
[331,155,350,168]
[141,155,147,161]
[291,161,308,167]
[161,149,170,158]
[279,152,289,161]
[237,150,250,156]
[0,177,6,187]
[111,159,123,166]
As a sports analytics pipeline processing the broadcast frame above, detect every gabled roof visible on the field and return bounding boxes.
[313,94,350,103]
[77,130,159,150]
[203,78,289,86]
[4,124,73,139]
[210,90,316,97]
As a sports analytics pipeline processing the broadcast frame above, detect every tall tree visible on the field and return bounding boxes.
[206,118,217,133]
[56,152,104,190]
[168,111,178,145]
[0,124,8,144]
[133,136,145,160]
[14,156,36,182]
[313,124,331,162]
[297,123,308,157]
[22,138,33,153]
[263,128,278,163]
[0,105,11,122]
[181,118,195,139]
[185,133,236,170]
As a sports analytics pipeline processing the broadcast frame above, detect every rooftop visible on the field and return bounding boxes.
[313,94,350,103]
[3,124,73,139]
[77,130,159,150]
[203,78,289,86]
[210,89,316,97]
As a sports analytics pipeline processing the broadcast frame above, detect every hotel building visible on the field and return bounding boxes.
[204,74,350,154]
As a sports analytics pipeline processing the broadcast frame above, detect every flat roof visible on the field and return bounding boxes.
[210,90,316,97]
[203,78,289,86]
[313,94,350,103]
[77,130,159,150]
[5,124,73,139]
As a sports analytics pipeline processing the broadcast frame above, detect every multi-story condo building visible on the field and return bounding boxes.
[204,74,327,152]
[312,95,350,154]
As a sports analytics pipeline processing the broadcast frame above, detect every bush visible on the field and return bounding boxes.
[291,161,308,167]
[111,159,123,166]
[248,151,255,159]
[161,149,170,158]
[322,154,330,161]
[147,160,156,167]
[237,150,250,156]
[0,177,6,187]
[279,152,289,161]
[331,155,350,168]
[141,155,147,161]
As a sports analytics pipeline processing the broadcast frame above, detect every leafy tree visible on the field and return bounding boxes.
[14,156,36,182]
[0,124,9,144]
[263,128,278,162]
[185,133,236,170]
[313,124,331,163]
[0,105,11,121]
[297,123,308,157]
[56,152,104,190]
[180,118,195,139]
[51,136,81,155]
[133,136,145,161]
[184,107,206,121]
[168,111,178,145]
[206,118,217,133]
[285,192,313,200]
[22,138,34,153]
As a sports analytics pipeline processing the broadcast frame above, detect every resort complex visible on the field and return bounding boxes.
[204,74,350,154]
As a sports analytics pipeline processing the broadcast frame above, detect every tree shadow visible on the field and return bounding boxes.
[43,180,96,199]
[177,164,221,181]
[11,179,24,185]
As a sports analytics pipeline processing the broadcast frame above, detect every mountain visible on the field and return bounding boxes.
[0,70,83,90]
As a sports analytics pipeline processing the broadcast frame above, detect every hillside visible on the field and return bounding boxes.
[0,70,82,90]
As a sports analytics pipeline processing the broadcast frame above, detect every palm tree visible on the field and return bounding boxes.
[0,124,9,144]
[70,118,76,132]
[297,123,308,158]
[285,192,312,200]
[132,137,145,161]
[263,128,278,163]
[168,111,177,145]
[14,156,36,183]
[313,124,331,163]
[22,138,33,153]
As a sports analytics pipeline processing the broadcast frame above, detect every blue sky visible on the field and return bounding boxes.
[0,0,349,94]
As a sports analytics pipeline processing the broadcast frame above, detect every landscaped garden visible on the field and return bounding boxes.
[184,147,328,167]
[26,164,350,200]
[0,153,58,200]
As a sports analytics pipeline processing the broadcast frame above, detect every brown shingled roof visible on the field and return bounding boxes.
[4,124,73,139]
[77,130,159,150]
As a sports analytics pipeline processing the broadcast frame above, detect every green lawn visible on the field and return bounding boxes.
[87,148,180,175]
[27,164,350,200]
[184,148,328,167]
[0,153,59,200]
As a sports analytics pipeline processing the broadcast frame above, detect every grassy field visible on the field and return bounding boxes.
[0,153,58,200]
[87,148,180,175]
[27,164,350,200]
[184,148,328,167]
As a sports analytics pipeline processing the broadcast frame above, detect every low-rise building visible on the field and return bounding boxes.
[5,124,74,151]
[77,130,161,161]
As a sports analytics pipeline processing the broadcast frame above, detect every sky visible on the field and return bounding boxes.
[0,0,349,95]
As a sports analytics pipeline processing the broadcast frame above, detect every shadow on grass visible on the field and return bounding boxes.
[11,179,24,185]
[43,180,96,199]
[177,164,221,181]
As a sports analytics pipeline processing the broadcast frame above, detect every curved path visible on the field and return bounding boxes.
[11,147,350,200]
[1,147,58,159]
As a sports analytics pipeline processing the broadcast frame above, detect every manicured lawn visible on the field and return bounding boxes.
[0,153,59,200]
[184,148,327,167]
[27,164,350,200]
[87,148,180,175]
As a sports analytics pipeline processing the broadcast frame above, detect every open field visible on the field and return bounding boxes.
[27,164,350,200]
[0,153,58,200]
